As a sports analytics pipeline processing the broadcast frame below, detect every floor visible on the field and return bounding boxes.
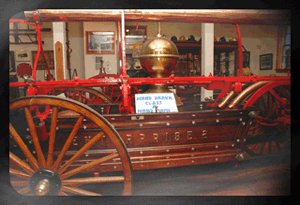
[130,152,291,196]
[79,151,291,196]
[2,151,291,205]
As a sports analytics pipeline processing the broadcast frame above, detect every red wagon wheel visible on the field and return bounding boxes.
[9,96,132,196]
[89,74,140,103]
[53,87,113,114]
[54,87,113,104]
[241,81,290,156]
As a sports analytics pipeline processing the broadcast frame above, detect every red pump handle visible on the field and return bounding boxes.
[32,12,52,81]
[235,24,243,77]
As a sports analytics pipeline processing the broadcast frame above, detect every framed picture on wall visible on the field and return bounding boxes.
[15,50,31,62]
[125,26,147,47]
[31,50,54,70]
[260,53,273,70]
[86,31,115,54]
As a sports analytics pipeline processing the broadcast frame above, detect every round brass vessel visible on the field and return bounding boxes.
[139,37,183,106]
[139,37,179,77]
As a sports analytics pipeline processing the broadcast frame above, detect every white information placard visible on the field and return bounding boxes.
[135,93,178,114]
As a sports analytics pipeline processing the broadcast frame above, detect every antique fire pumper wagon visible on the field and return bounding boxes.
[9,10,290,196]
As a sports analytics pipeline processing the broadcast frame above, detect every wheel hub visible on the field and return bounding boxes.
[30,169,61,196]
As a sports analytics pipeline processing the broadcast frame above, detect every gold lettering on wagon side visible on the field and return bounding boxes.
[202,130,208,139]
[84,136,91,144]
[187,131,193,140]
[174,132,180,141]
[73,136,78,146]
[139,134,145,144]
[101,135,106,146]
[153,133,158,143]
[126,134,132,145]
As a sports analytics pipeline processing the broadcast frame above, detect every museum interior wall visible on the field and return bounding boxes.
[9,20,287,83]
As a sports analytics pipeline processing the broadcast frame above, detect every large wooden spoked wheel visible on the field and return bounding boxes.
[9,96,132,196]
[241,81,290,156]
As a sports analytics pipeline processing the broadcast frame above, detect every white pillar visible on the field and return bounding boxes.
[201,23,214,101]
[53,22,68,80]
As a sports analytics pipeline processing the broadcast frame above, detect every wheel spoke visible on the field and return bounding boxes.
[101,86,106,95]
[60,153,118,180]
[23,107,46,169]
[65,91,71,98]
[259,142,266,155]
[17,186,31,195]
[259,96,268,117]
[61,185,102,196]
[78,91,83,103]
[275,86,290,99]
[251,143,258,152]
[110,87,114,99]
[9,168,30,180]
[268,141,272,154]
[9,124,39,172]
[58,87,113,105]
[46,106,58,169]
[62,176,124,186]
[71,91,77,100]
[90,95,96,104]
[80,92,90,104]
[58,191,69,196]
[57,131,104,174]
[276,141,281,152]
[114,94,122,103]
[268,92,273,116]
[11,180,29,187]
[9,152,35,175]
[269,88,284,104]
[52,115,85,171]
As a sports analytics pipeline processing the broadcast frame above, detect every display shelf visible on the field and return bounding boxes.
[173,41,239,76]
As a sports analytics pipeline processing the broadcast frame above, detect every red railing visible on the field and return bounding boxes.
[9,11,290,116]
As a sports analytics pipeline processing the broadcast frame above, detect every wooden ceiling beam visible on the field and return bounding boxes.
[24,9,290,25]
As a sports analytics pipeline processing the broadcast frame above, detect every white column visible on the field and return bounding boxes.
[53,22,68,80]
[201,23,214,101]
